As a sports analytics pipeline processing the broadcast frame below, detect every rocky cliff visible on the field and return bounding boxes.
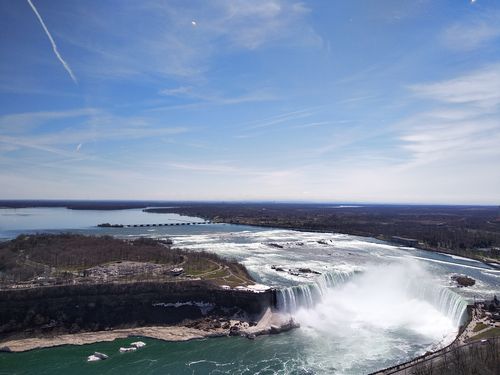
[0,282,274,339]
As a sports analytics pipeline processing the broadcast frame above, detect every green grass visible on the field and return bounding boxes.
[473,322,490,332]
[184,260,220,276]
[204,268,230,279]
[469,327,500,341]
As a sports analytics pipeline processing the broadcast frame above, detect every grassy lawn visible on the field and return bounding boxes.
[469,326,500,341]
[204,268,230,279]
[473,322,490,332]
[184,262,220,276]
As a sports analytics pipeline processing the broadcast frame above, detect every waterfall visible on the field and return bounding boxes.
[274,266,468,327]
[275,269,356,313]
[407,279,468,326]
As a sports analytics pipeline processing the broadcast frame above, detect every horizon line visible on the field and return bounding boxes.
[0,198,499,207]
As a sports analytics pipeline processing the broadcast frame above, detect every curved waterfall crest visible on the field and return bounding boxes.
[406,279,468,326]
[274,266,468,327]
[275,269,357,313]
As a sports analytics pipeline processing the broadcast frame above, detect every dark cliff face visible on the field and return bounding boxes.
[0,282,273,338]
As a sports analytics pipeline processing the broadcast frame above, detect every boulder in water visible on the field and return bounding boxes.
[88,352,108,361]
[271,265,285,272]
[119,347,137,353]
[451,275,475,287]
[270,318,300,334]
[298,268,321,275]
[130,341,146,348]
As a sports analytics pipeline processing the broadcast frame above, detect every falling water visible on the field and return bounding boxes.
[408,278,468,326]
[274,262,468,328]
[275,269,356,313]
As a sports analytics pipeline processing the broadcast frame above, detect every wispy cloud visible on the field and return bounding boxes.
[291,121,332,129]
[0,108,98,132]
[409,64,500,108]
[165,160,301,187]
[159,86,193,97]
[212,0,313,50]
[58,0,318,80]
[441,11,500,51]
[401,64,500,167]
[0,108,189,157]
[26,0,77,83]
[153,87,278,111]
[247,107,319,129]
[166,161,238,174]
[400,118,500,166]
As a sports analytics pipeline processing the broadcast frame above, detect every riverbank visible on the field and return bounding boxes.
[0,308,298,353]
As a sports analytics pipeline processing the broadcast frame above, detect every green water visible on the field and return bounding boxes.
[0,334,315,375]
[0,328,428,375]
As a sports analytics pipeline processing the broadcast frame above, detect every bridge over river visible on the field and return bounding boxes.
[97,221,211,228]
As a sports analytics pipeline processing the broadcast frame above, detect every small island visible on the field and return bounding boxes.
[0,234,296,352]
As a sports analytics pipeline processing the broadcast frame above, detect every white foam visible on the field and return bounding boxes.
[294,261,462,343]
[442,253,482,263]
[407,255,500,273]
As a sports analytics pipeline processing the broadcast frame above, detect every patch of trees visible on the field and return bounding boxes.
[1,233,181,269]
[0,234,252,286]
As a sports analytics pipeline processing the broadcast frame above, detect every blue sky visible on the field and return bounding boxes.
[1,0,499,203]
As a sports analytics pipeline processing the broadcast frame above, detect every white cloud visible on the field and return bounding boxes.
[154,87,277,110]
[166,160,299,179]
[211,0,312,50]
[59,0,318,80]
[247,107,319,129]
[441,11,500,51]
[0,108,189,157]
[159,86,193,97]
[410,64,500,108]
[401,65,500,173]
[0,108,99,132]
[285,64,500,204]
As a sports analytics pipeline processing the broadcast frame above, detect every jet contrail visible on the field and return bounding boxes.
[27,0,77,84]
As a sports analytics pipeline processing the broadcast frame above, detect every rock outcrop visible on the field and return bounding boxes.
[451,275,476,287]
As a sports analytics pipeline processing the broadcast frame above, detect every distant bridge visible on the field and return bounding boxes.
[97,221,211,228]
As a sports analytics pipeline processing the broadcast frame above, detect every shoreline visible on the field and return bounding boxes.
[0,308,298,353]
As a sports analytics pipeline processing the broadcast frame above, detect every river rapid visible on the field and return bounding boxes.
[0,207,498,374]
